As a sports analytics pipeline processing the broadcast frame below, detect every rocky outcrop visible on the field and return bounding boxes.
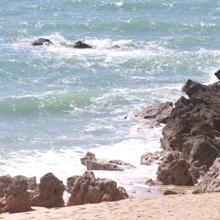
[31,38,53,46]
[135,102,173,127]
[145,178,155,186]
[2,176,31,213]
[161,79,220,169]
[156,152,194,186]
[0,176,12,198]
[193,158,220,193]
[73,41,92,49]
[140,151,165,165]
[31,173,65,208]
[81,152,135,171]
[67,171,128,206]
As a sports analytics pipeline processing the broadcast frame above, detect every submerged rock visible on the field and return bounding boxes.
[73,41,92,49]
[135,102,173,127]
[67,171,128,206]
[31,173,65,208]
[81,152,135,171]
[31,38,53,46]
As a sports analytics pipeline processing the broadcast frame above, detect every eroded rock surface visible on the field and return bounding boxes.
[67,171,128,206]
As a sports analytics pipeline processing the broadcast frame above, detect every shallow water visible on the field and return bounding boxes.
[0,0,219,192]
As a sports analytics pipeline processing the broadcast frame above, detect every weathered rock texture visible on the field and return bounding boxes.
[67,171,128,206]
[140,151,165,165]
[135,102,173,127]
[1,176,31,213]
[31,173,65,208]
[81,152,135,171]
[161,79,220,168]
[157,152,194,186]
[193,157,220,193]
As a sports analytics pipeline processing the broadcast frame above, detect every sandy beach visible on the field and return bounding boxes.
[1,193,220,220]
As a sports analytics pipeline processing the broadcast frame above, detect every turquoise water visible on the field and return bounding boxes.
[0,0,220,187]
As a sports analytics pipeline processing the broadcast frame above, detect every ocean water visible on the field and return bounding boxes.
[0,0,220,193]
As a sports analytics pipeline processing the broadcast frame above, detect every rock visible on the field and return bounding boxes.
[135,102,173,127]
[3,176,31,213]
[161,78,220,169]
[163,189,178,195]
[0,175,12,198]
[193,158,220,193]
[140,151,165,165]
[81,152,135,171]
[31,38,53,46]
[214,69,220,80]
[14,176,38,191]
[67,171,128,206]
[31,173,65,208]
[157,153,194,186]
[145,178,155,186]
[73,41,92,49]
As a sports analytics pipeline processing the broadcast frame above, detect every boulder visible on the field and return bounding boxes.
[140,151,165,165]
[135,102,173,127]
[3,176,31,213]
[73,41,92,49]
[31,173,65,208]
[163,189,178,195]
[81,152,135,171]
[193,158,220,193]
[67,171,128,206]
[214,69,220,80]
[157,152,194,186]
[145,178,155,186]
[31,38,53,46]
[161,79,220,169]
[0,175,12,198]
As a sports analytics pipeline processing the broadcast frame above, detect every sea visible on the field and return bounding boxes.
[0,0,220,196]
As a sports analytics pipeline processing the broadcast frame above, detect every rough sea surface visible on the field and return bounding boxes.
[0,0,220,193]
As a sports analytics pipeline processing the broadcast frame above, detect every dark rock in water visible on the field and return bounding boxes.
[3,176,31,213]
[31,173,65,208]
[161,79,220,169]
[111,45,120,49]
[73,41,92,49]
[214,69,220,80]
[163,189,178,195]
[193,157,220,193]
[157,152,194,186]
[81,152,135,171]
[145,178,155,186]
[31,38,53,46]
[67,171,128,206]
[135,102,173,127]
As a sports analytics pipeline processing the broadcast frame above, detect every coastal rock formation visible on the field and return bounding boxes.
[135,102,173,127]
[31,38,53,46]
[193,158,220,193]
[0,176,12,198]
[140,151,164,165]
[31,173,65,208]
[73,41,92,49]
[67,171,128,206]
[145,178,155,186]
[161,79,220,168]
[81,152,135,171]
[2,176,31,213]
[157,152,194,186]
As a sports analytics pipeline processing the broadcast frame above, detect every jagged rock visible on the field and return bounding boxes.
[31,173,65,208]
[214,69,220,80]
[0,176,12,198]
[135,102,173,127]
[193,158,220,193]
[14,176,38,191]
[145,178,155,186]
[31,38,53,46]
[3,176,31,213]
[140,151,165,165]
[67,171,128,206]
[157,152,194,186]
[161,79,220,169]
[73,41,92,49]
[81,152,135,171]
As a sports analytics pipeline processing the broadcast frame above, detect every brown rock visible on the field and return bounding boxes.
[0,175,12,198]
[140,151,164,165]
[67,171,128,206]
[145,178,155,186]
[163,189,178,195]
[31,173,65,208]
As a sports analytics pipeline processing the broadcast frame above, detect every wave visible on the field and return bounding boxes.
[0,91,91,115]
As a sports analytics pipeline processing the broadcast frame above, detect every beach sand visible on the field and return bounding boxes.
[1,193,220,220]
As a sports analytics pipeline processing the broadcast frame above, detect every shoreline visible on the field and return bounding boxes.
[1,192,220,220]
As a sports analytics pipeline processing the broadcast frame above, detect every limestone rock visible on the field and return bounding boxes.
[67,171,128,206]
[31,173,65,208]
